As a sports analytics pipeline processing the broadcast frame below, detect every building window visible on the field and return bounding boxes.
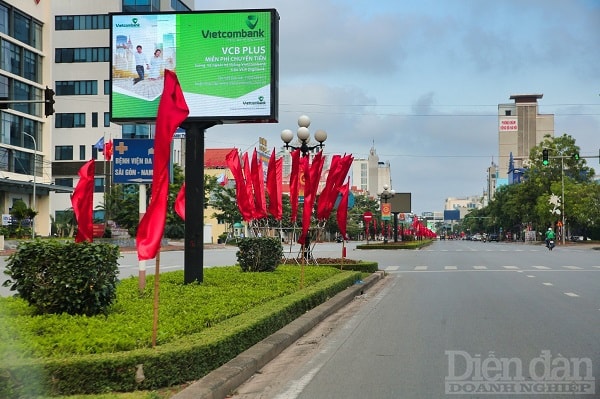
[104,112,110,127]
[104,80,110,95]
[55,177,73,187]
[0,3,42,50]
[94,177,104,193]
[122,123,150,139]
[122,0,160,13]
[505,110,512,116]
[55,113,86,128]
[56,80,98,95]
[55,47,110,63]
[79,145,85,160]
[92,145,99,160]
[55,15,110,30]
[55,145,74,161]
[91,112,98,127]
[171,0,192,11]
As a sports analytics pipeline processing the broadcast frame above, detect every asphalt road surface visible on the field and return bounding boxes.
[233,240,600,399]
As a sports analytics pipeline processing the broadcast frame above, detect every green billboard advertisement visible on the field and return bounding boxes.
[110,9,279,123]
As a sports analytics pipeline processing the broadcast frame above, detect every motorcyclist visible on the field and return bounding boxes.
[545,228,556,247]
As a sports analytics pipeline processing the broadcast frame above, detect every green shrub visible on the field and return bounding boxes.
[236,237,283,272]
[2,240,120,316]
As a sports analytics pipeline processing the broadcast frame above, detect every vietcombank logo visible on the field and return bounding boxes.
[243,96,266,106]
[201,15,264,39]
[115,17,140,28]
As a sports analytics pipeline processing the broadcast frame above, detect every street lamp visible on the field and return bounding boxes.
[379,184,395,244]
[280,115,327,156]
[22,132,36,239]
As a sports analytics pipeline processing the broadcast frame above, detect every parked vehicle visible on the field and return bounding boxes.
[487,234,499,242]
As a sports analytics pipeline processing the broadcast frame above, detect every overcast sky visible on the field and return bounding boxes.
[193,0,600,214]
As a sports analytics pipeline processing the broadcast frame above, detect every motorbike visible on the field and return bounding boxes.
[547,240,555,251]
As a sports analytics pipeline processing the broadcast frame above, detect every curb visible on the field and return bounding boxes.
[172,271,386,399]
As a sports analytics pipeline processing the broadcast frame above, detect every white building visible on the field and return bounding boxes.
[0,1,194,237]
[350,144,392,197]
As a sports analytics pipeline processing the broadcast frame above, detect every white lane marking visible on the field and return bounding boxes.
[533,266,551,270]
[503,266,519,270]
[564,292,579,297]
[414,266,428,271]
[445,266,457,270]
[543,282,553,286]
[386,266,400,271]
[473,266,487,270]
[563,266,582,270]
[526,275,536,278]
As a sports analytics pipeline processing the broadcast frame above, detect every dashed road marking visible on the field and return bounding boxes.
[503,266,519,270]
[543,282,553,286]
[414,266,428,271]
[564,292,579,297]
[386,266,400,271]
[445,266,458,270]
[563,266,583,270]
[533,266,551,270]
[473,266,487,270]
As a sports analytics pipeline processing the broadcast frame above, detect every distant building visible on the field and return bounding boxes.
[444,196,484,219]
[350,144,392,198]
[498,94,554,179]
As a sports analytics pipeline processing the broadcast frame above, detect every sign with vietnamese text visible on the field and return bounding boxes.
[113,139,155,184]
[499,117,518,131]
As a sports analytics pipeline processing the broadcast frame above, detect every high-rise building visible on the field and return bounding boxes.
[0,1,194,237]
[498,94,554,179]
[350,144,392,197]
[0,1,57,236]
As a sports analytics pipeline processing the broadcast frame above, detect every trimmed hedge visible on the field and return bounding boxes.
[318,261,379,273]
[0,269,362,397]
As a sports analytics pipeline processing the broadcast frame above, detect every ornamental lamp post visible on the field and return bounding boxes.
[280,115,327,156]
[379,184,395,244]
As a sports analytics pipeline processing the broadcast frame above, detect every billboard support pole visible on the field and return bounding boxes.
[183,122,217,284]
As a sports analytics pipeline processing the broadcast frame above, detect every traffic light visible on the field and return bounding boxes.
[44,86,55,117]
[542,149,549,165]
[572,152,579,160]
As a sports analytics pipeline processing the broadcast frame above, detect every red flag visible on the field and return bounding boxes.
[136,70,189,261]
[225,149,253,222]
[289,149,301,222]
[242,152,255,220]
[317,154,353,221]
[266,148,282,220]
[298,151,324,245]
[249,149,265,219]
[71,159,95,243]
[104,140,113,161]
[336,178,350,240]
[175,183,185,220]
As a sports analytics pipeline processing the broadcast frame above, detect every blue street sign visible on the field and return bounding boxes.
[113,139,155,184]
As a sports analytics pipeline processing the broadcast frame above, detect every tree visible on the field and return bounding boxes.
[481,133,599,239]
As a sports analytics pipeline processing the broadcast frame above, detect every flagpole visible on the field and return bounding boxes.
[151,249,160,348]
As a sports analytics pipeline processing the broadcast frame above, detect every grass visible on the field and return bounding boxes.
[1,265,358,398]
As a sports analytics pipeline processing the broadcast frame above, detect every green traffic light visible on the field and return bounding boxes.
[572,153,579,160]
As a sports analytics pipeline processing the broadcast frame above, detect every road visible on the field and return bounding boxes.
[233,240,600,398]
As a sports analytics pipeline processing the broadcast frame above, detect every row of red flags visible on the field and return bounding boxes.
[70,70,355,259]
[224,148,353,245]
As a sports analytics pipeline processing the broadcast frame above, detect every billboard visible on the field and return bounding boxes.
[110,9,279,123]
